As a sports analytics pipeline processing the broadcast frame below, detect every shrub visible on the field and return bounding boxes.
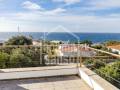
[83,59,94,66]
[10,53,32,68]
[92,45,103,49]
[97,61,120,88]
[93,60,105,69]
[104,40,120,46]
[0,52,9,68]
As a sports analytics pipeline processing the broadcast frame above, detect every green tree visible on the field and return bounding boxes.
[0,52,9,68]
[10,53,32,68]
[80,40,93,46]
[104,40,120,46]
[9,48,32,67]
[92,45,103,49]
[5,35,33,45]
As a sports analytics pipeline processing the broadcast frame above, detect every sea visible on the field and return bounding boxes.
[0,32,120,43]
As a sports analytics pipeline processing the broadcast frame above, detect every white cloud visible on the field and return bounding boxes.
[53,0,80,5]
[88,0,120,10]
[22,1,43,10]
[15,7,66,18]
[1,0,120,32]
[1,11,120,32]
[109,14,120,17]
[44,8,66,15]
[21,1,66,15]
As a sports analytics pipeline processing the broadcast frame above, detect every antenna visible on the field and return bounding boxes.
[18,25,20,35]
[43,32,46,44]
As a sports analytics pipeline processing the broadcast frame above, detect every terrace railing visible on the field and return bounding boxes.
[0,44,88,68]
[84,47,120,88]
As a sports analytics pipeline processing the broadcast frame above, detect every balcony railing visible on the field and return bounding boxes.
[0,44,88,68]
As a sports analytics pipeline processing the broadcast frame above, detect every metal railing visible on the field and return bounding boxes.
[0,44,89,68]
[84,47,120,88]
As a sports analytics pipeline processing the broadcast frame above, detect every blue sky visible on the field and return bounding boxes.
[0,0,120,32]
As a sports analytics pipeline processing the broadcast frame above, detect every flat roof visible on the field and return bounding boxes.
[108,45,120,50]
[0,76,91,90]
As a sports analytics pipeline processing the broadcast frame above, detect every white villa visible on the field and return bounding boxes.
[108,45,120,54]
[57,44,96,57]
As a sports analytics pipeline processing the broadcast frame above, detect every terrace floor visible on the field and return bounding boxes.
[0,76,92,90]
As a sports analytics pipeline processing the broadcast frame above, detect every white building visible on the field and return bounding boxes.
[33,40,42,46]
[108,45,120,54]
[57,44,96,57]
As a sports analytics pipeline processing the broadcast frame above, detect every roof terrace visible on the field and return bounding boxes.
[0,75,91,90]
[0,44,119,90]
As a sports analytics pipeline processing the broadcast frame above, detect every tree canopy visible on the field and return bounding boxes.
[0,52,9,68]
[80,40,93,46]
[104,40,120,46]
[5,35,33,45]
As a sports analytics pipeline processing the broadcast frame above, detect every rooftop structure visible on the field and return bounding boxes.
[107,45,120,54]
[58,44,96,57]
[33,40,42,46]
[0,65,118,90]
[108,45,120,50]
[0,75,91,90]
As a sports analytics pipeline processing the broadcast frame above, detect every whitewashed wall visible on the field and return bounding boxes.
[111,48,120,54]
[79,68,119,90]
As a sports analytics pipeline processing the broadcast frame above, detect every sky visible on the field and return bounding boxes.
[0,0,120,32]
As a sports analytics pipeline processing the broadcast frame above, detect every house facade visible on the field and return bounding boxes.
[57,44,96,57]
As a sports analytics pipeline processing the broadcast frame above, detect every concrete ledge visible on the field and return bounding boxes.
[0,66,78,80]
[79,67,119,90]
[0,65,77,73]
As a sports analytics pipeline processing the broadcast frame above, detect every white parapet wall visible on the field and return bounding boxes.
[0,66,78,80]
[79,67,119,90]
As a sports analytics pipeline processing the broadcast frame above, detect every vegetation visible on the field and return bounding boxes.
[91,40,120,55]
[80,40,93,46]
[93,60,105,69]
[0,46,48,68]
[0,52,9,68]
[83,59,105,69]
[96,61,120,88]
[0,35,59,68]
[104,40,120,46]
[10,53,32,68]
[92,44,120,55]
[91,45,103,49]
[5,35,33,45]
[84,58,120,88]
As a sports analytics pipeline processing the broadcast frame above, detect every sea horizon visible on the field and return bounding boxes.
[0,32,120,43]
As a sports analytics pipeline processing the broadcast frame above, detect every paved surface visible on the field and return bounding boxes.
[0,76,91,90]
